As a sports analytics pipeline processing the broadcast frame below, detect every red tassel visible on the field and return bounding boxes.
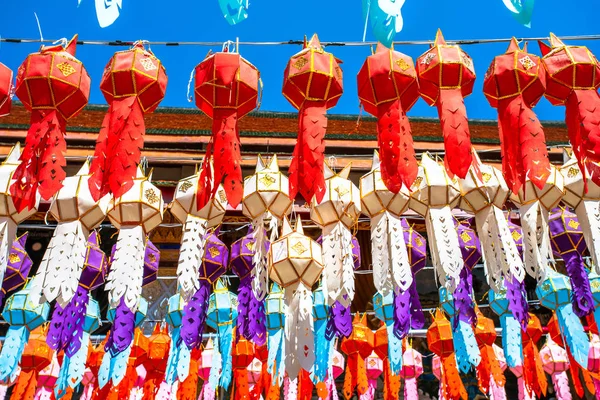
[436,89,473,179]
[497,95,551,194]
[289,101,328,203]
[88,96,145,200]
[178,356,199,400]
[10,109,67,211]
[376,99,418,192]
[232,368,250,400]
[521,340,547,398]
[88,111,111,201]
[298,369,314,400]
[212,108,243,208]
[566,90,600,187]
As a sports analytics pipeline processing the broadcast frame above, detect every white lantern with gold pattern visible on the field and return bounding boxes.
[409,153,462,289]
[268,217,323,379]
[561,152,600,273]
[360,151,411,294]
[32,160,111,306]
[105,166,164,310]
[311,162,360,307]
[510,166,564,281]
[458,151,524,290]
[170,168,227,301]
[0,143,39,289]
[243,155,293,301]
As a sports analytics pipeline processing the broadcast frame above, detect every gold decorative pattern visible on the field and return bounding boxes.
[511,230,522,242]
[245,242,255,251]
[145,189,159,204]
[412,176,423,189]
[461,54,473,69]
[568,219,580,230]
[208,247,221,258]
[395,59,410,71]
[292,241,307,255]
[334,185,349,198]
[8,253,20,264]
[259,174,276,188]
[460,231,472,243]
[414,237,423,247]
[148,253,157,263]
[57,62,76,77]
[591,280,600,290]
[140,58,158,72]
[482,172,492,183]
[567,167,579,178]
[519,56,536,71]
[218,190,227,203]
[179,181,193,193]
[294,57,309,69]
[421,53,435,65]
[541,282,551,292]
[335,66,342,78]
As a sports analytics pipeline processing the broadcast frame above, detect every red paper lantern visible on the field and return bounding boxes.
[10,35,90,211]
[89,42,167,201]
[416,29,475,179]
[10,326,54,399]
[282,34,343,203]
[231,335,255,400]
[357,44,419,192]
[341,314,374,399]
[539,33,600,186]
[0,63,12,117]
[521,314,547,398]
[483,38,550,194]
[146,324,171,375]
[194,48,259,209]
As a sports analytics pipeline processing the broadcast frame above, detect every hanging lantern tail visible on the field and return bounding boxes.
[218,324,234,390]
[557,304,591,367]
[441,355,467,400]
[177,215,208,300]
[0,219,16,286]
[562,250,595,317]
[66,332,90,389]
[285,283,315,379]
[577,201,600,273]
[453,318,481,373]
[426,206,463,290]
[212,108,243,208]
[0,326,28,381]
[289,102,327,203]
[323,222,354,307]
[371,212,392,293]
[500,315,524,369]
[88,112,111,201]
[251,219,269,301]
[493,206,525,282]
[47,287,88,352]
[522,339,546,398]
[388,213,412,293]
[180,281,211,349]
[567,90,600,187]
[176,340,192,382]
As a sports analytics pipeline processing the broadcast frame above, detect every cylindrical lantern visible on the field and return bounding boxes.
[11,35,90,210]
[282,34,343,203]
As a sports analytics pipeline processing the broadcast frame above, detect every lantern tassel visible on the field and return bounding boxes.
[576,200,600,274]
[285,283,314,379]
[165,328,180,384]
[387,324,403,374]
[476,345,505,394]
[322,222,354,307]
[500,315,524,369]
[88,97,145,200]
[376,99,418,192]
[267,328,285,385]
[505,277,529,330]
[177,215,208,301]
[237,277,253,342]
[393,289,411,339]
[176,339,191,382]
[289,102,328,203]
[180,281,211,349]
[522,336,547,398]
[371,212,392,294]
[251,217,269,301]
[436,89,473,179]
[327,301,352,339]
[11,109,67,211]
[0,326,28,381]
[488,378,507,400]
[384,360,401,400]
[217,323,234,390]
[212,108,243,208]
[343,353,369,399]
[557,303,591,367]
[408,279,425,330]
[425,206,463,291]
[105,225,145,311]
[11,370,37,400]
[518,201,550,281]
[441,355,467,400]
[388,213,411,292]
[562,248,594,317]
[0,219,17,286]
[176,354,198,400]
[312,308,330,383]
[48,286,88,355]
[551,370,572,400]
[452,318,481,373]
[206,335,221,397]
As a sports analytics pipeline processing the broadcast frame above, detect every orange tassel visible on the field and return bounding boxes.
[382,359,401,400]
[10,370,37,400]
[177,356,200,400]
[232,368,251,400]
[343,354,369,399]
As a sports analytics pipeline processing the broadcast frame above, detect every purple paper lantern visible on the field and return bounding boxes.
[79,231,108,291]
[1,233,32,303]
[143,239,160,287]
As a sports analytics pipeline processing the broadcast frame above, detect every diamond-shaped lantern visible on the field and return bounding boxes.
[266,283,286,331]
[341,314,374,399]
[365,351,383,389]
[0,62,12,117]
[130,328,150,366]
[2,283,50,328]
[427,309,454,358]
[311,163,361,229]
[166,294,185,328]
[510,166,564,212]
[0,143,40,223]
[540,336,571,398]
[265,283,286,384]
[536,269,571,310]
[200,229,229,284]
[360,151,410,217]
[402,343,423,399]
[2,233,32,299]
[243,155,293,221]
[170,173,227,228]
[410,153,461,216]
[459,154,509,213]
[79,231,108,291]
[146,324,171,375]
[198,339,214,382]
[20,326,53,373]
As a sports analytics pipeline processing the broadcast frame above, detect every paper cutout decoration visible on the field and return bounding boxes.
[141,324,171,398]
[502,0,534,27]
[341,314,374,400]
[283,34,343,203]
[230,336,255,399]
[311,162,360,308]
[324,348,345,400]
[458,151,525,290]
[561,152,600,274]
[357,44,419,191]
[522,314,548,399]
[401,343,423,400]
[242,155,293,304]
[171,170,227,301]
[361,0,405,48]
[34,352,59,400]
[0,234,33,305]
[313,282,334,386]
[362,351,383,400]
[265,282,286,387]
[410,153,462,290]
[32,161,110,307]
[268,217,323,379]
[0,62,12,117]
[94,0,123,28]
[164,294,185,385]
[0,144,39,295]
[180,229,228,350]
[483,38,550,195]
[247,357,263,398]
[206,279,238,392]
[0,280,50,381]
[217,0,248,25]
[10,326,53,400]
[416,30,476,179]
[11,35,90,211]
[473,309,505,397]
[361,151,412,296]
[373,291,403,375]
[490,344,508,400]
[540,337,572,400]
[372,324,400,400]
[398,219,426,334]
[426,309,467,400]
[230,226,267,345]
[89,42,167,201]
[194,46,260,209]
[539,34,600,186]
[489,284,527,367]
[197,339,214,400]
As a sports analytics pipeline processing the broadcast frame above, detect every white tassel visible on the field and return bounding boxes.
[426,206,463,290]
[371,212,392,294]
[475,207,503,291]
[576,200,600,274]
[36,220,88,306]
[388,212,412,292]
[0,218,16,286]
[322,222,354,306]
[105,225,145,309]
[494,206,526,283]
[519,201,548,281]
[177,215,208,301]
[284,284,314,379]
[251,214,269,301]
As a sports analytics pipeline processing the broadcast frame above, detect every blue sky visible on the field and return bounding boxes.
[1,0,599,121]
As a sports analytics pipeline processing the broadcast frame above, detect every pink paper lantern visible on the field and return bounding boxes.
[402,345,423,400]
[198,339,214,382]
[540,337,571,400]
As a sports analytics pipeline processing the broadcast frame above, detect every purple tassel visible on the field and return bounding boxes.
[408,281,425,329]
[64,287,88,357]
[505,277,529,331]
[180,281,210,349]
[326,300,352,339]
[248,290,267,346]
[454,267,476,326]
[48,302,68,350]
[393,290,411,339]
[236,277,252,342]
[563,251,595,317]
[106,297,136,355]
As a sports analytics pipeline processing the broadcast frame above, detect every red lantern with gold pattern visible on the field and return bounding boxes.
[10,326,54,399]
[89,42,167,201]
[231,335,255,400]
[483,38,550,194]
[0,62,12,117]
[194,46,259,209]
[357,44,420,192]
[340,314,374,400]
[426,309,467,400]
[10,35,90,211]
[416,29,475,179]
[539,33,600,186]
[282,34,343,203]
